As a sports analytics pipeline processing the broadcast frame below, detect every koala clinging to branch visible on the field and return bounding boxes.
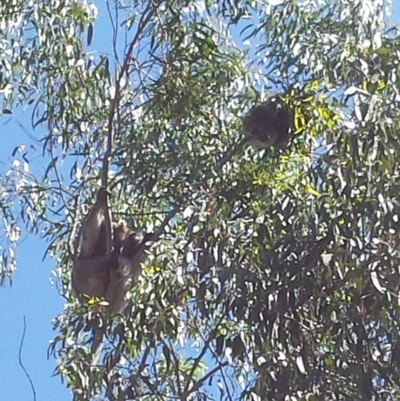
[71,187,157,365]
[105,224,155,314]
[71,188,155,314]
[243,96,293,149]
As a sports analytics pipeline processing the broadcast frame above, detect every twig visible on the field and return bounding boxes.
[183,314,225,396]
[215,136,249,173]
[182,362,229,398]
[71,194,82,262]
[19,317,37,401]
[152,207,178,240]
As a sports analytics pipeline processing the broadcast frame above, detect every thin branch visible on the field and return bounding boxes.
[71,193,82,262]
[103,1,155,177]
[183,315,225,395]
[215,136,249,173]
[152,206,178,240]
[106,0,119,64]
[182,362,229,398]
[101,2,155,255]
[192,315,234,401]
[19,317,37,401]
[161,339,183,399]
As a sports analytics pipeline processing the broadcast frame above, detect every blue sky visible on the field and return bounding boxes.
[0,2,399,401]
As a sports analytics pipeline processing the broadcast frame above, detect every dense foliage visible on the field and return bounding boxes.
[1,0,400,400]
